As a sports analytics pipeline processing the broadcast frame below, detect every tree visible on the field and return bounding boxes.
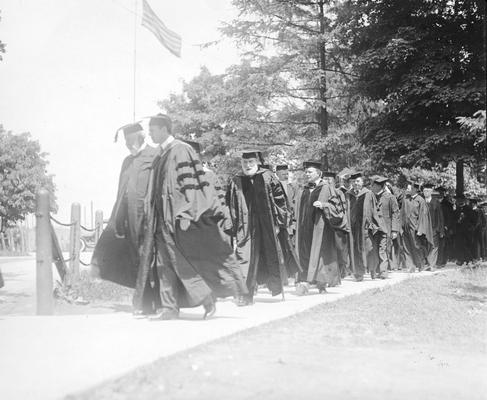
[333,0,486,192]
[159,63,369,180]
[0,126,56,229]
[221,0,371,167]
[156,0,375,173]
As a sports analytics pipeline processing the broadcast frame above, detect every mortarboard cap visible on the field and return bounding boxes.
[412,182,422,190]
[275,165,289,171]
[423,183,434,189]
[241,149,265,165]
[350,171,363,180]
[303,160,322,170]
[241,149,262,159]
[114,122,143,142]
[184,140,202,154]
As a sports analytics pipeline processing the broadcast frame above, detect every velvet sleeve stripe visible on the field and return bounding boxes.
[176,160,201,169]
[177,171,207,182]
[179,181,210,193]
[177,172,194,181]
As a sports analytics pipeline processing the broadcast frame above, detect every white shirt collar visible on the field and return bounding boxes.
[160,135,175,151]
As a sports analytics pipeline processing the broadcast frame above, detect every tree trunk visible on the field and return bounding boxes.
[456,160,464,197]
[321,153,329,171]
[318,0,328,137]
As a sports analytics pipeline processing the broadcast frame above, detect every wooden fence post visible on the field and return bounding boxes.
[95,210,103,244]
[69,203,81,283]
[36,189,54,315]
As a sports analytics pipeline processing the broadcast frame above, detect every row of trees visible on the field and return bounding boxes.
[160,0,486,194]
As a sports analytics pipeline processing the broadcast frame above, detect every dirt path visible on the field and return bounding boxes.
[70,268,487,400]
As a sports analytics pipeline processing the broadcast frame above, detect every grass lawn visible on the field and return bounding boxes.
[68,267,487,400]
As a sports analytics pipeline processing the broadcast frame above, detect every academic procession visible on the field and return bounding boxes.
[89,114,487,320]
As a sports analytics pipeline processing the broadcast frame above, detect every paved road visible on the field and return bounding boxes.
[0,256,439,400]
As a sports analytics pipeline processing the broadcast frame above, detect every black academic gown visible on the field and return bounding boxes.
[295,180,341,288]
[227,168,300,299]
[91,145,158,288]
[438,197,455,266]
[401,194,434,271]
[140,139,247,311]
[348,187,370,279]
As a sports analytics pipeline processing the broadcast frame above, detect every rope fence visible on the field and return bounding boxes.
[80,224,96,232]
[50,215,75,227]
[36,194,104,315]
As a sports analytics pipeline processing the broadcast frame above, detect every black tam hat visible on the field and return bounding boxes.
[114,122,143,142]
[241,149,265,165]
[303,160,322,170]
[275,165,288,171]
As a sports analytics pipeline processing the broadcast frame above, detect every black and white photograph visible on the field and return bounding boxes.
[0,0,485,399]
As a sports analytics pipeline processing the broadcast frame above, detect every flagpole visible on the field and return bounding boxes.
[132,0,137,122]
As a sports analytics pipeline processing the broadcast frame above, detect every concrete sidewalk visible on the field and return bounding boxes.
[0,266,439,400]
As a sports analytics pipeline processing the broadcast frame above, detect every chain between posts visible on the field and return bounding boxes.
[50,215,75,227]
[80,224,96,232]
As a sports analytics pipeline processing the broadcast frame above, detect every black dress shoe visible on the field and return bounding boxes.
[203,300,216,320]
[132,309,147,319]
[235,295,253,307]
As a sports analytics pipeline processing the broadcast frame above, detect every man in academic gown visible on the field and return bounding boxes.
[436,187,455,268]
[400,182,434,272]
[423,183,444,270]
[323,170,350,279]
[347,172,370,281]
[275,164,299,237]
[338,170,355,276]
[364,176,400,279]
[470,198,485,262]
[453,195,476,266]
[139,114,247,320]
[91,122,160,314]
[295,161,341,294]
[227,150,300,305]
[275,164,300,283]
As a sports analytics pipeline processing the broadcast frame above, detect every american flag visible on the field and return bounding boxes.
[141,0,182,58]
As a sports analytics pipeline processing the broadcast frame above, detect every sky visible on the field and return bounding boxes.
[0,0,240,224]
